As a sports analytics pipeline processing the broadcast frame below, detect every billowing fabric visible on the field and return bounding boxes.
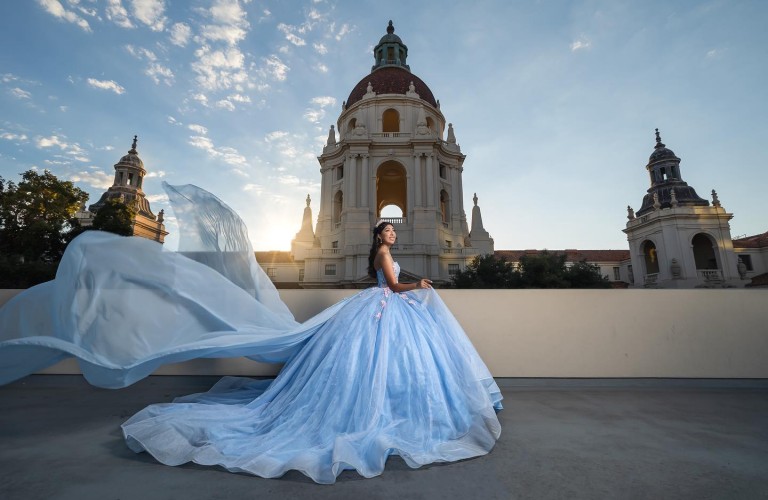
[0,184,502,483]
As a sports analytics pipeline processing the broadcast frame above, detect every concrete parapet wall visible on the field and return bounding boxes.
[2,289,766,378]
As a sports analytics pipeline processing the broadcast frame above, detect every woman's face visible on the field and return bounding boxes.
[380,224,396,246]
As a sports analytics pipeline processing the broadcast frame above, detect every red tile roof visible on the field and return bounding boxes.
[495,249,630,263]
[733,231,768,249]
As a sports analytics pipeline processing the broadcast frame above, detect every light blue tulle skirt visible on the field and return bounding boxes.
[0,184,502,483]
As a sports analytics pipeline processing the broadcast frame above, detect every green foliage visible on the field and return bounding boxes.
[0,169,88,263]
[452,251,612,289]
[451,254,520,288]
[91,198,136,236]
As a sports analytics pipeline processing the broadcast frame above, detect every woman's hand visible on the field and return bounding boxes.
[417,279,433,289]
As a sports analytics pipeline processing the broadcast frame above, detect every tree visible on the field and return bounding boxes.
[452,251,611,289]
[517,251,570,288]
[451,254,520,288]
[0,170,88,262]
[91,198,136,236]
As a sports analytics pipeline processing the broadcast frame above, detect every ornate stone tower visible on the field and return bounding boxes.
[623,130,739,288]
[87,136,168,243]
[298,21,492,287]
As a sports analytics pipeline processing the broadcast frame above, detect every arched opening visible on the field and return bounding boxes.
[382,109,399,133]
[380,204,403,218]
[692,233,718,270]
[426,117,435,133]
[376,161,406,221]
[333,190,343,227]
[642,240,659,275]
[347,118,356,136]
[440,189,449,224]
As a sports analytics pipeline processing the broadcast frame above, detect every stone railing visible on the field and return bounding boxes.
[644,273,659,287]
[698,269,724,282]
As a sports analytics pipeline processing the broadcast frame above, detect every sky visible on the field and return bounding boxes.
[1,0,766,251]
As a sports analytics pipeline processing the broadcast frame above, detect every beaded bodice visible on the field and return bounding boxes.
[376,262,400,288]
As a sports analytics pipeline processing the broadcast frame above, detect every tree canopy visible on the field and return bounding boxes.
[452,251,612,289]
[91,197,136,236]
[0,169,88,262]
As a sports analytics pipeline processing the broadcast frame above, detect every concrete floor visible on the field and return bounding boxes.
[1,376,767,500]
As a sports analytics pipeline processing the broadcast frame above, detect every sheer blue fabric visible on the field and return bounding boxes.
[0,184,502,483]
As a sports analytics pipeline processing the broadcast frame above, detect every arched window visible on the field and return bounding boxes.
[376,161,406,219]
[382,109,399,133]
[347,117,356,136]
[380,204,403,218]
[642,240,659,275]
[440,190,449,224]
[333,190,343,227]
[426,117,435,132]
[692,233,718,270]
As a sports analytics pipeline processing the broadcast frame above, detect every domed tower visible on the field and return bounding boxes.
[623,130,740,288]
[87,136,168,243]
[300,21,492,287]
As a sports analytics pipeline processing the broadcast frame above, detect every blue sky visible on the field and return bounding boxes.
[1,0,766,251]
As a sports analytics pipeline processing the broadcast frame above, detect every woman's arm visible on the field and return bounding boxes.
[377,252,432,292]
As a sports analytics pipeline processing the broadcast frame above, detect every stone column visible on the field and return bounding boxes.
[426,154,435,207]
[413,154,422,207]
[361,154,369,208]
[346,154,356,208]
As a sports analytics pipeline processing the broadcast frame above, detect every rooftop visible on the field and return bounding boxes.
[2,375,766,499]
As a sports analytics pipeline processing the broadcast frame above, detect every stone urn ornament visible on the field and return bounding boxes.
[670,258,682,279]
[737,258,748,279]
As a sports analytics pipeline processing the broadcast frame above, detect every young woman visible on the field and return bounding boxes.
[0,184,502,483]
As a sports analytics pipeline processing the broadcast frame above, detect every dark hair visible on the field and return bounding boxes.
[367,222,393,278]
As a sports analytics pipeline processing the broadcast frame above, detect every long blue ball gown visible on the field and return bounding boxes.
[0,183,502,483]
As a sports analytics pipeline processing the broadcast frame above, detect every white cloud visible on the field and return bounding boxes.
[311,96,336,107]
[277,23,306,46]
[216,99,236,111]
[313,42,328,55]
[265,131,289,142]
[0,132,28,142]
[130,0,166,32]
[188,123,208,135]
[570,37,591,52]
[69,170,113,189]
[706,48,724,59]
[169,22,191,46]
[263,55,289,81]
[188,135,248,169]
[199,0,249,45]
[106,0,134,28]
[146,62,174,85]
[192,93,209,106]
[228,93,250,103]
[314,63,329,73]
[192,46,247,90]
[36,0,91,32]
[59,105,68,112]
[10,88,32,99]
[335,23,351,41]
[87,78,126,94]
[201,24,247,45]
[167,115,181,125]
[243,183,264,194]
[126,44,157,61]
[304,96,337,123]
[144,170,166,178]
[36,134,88,160]
[145,193,169,203]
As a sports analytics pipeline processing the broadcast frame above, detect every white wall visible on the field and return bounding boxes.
[2,289,767,378]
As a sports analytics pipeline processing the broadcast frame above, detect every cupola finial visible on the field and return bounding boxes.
[130,135,138,153]
[387,20,394,34]
[654,128,665,149]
